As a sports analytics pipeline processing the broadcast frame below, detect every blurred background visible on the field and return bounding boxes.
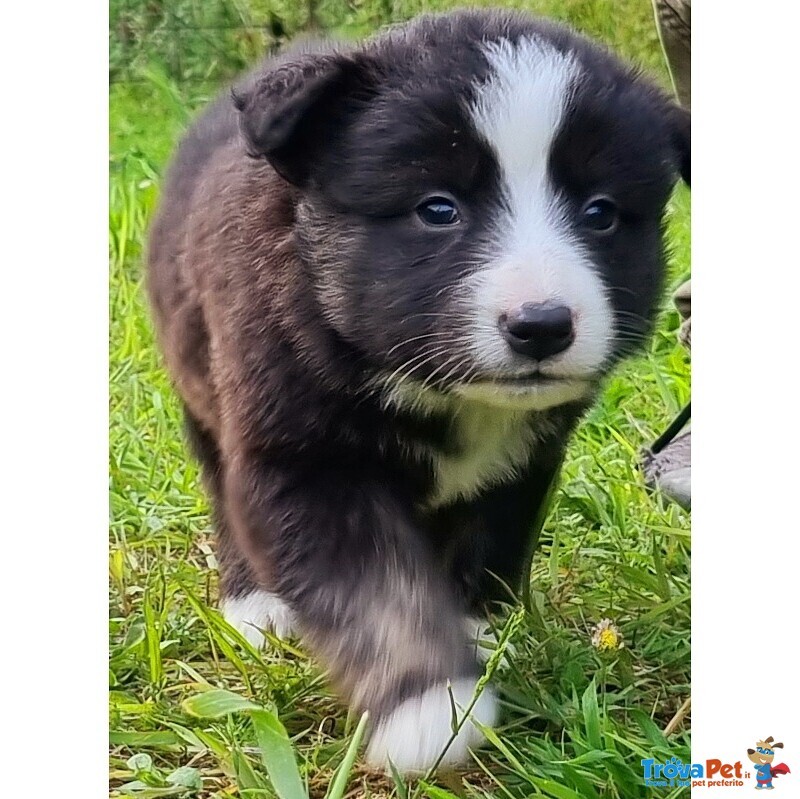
[110,0,668,86]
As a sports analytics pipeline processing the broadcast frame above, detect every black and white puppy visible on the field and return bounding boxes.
[148,8,689,773]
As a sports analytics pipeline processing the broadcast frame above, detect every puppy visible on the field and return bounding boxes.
[147,8,689,773]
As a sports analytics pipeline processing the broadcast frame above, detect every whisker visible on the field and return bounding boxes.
[389,346,450,387]
[418,353,459,394]
[435,355,473,389]
[385,332,449,356]
[385,349,443,386]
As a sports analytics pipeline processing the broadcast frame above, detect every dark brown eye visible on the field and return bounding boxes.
[581,196,619,234]
[417,196,460,226]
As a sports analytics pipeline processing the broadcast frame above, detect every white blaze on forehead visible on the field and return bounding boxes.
[471,36,578,212]
[463,36,614,397]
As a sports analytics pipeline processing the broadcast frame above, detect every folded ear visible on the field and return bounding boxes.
[233,53,374,186]
[668,103,691,187]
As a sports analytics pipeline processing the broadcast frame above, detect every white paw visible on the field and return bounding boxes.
[220,590,295,647]
[365,678,497,774]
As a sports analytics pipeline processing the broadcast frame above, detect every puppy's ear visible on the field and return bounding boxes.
[233,53,374,186]
[668,103,691,187]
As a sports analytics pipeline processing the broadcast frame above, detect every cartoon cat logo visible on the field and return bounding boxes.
[747,737,791,790]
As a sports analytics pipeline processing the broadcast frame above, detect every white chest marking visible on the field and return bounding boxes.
[427,403,539,508]
[380,380,550,508]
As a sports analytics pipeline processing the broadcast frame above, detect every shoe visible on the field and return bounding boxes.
[642,429,691,510]
[652,0,691,109]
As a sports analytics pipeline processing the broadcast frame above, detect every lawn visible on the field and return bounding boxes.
[109,1,691,797]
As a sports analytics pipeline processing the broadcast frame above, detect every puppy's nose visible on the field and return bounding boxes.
[499,302,574,360]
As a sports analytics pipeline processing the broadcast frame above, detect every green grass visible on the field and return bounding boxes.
[110,2,691,796]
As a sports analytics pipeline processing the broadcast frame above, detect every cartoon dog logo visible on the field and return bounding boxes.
[747,737,791,790]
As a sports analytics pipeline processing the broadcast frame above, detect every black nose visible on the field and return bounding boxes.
[499,302,574,360]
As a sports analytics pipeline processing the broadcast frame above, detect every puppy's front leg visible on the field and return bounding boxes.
[224,458,497,773]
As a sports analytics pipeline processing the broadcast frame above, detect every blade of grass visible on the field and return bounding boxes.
[250,708,307,799]
[417,784,461,799]
[324,711,368,799]
[142,586,163,688]
[581,681,602,751]
[182,688,261,718]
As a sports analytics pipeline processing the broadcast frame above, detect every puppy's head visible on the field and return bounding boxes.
[236,11,690,411]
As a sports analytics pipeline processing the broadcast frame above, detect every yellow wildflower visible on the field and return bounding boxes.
[591,618,624,652]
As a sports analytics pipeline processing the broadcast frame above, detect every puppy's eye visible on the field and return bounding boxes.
[581,196,619,234]
[416,197,460,226]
